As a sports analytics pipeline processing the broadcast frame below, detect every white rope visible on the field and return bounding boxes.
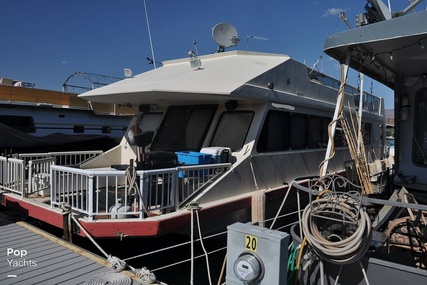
[196,210,213,285]
[70,215,159,284]
[190,207,194,285]
[123,231,226,261]
[71,215,109,258]
[125,165,148,215]
[269,184,292,229]
[151,247,226,272]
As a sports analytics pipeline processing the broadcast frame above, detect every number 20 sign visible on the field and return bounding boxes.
[245,234,257,252]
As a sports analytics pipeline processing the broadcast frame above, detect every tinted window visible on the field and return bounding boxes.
[151,105,217,152]
[0,115,36,133]
[210,111,254,152]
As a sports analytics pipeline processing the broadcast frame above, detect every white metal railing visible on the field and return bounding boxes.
[0,150,102,197]
[0,157,25,197]
[50,163,231,220]
[18,150,103,166]
[0,156,7,187]
[28,158,55,196]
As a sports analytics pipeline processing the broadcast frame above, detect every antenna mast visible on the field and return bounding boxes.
[144,0,157,69]
[246,35,269,50]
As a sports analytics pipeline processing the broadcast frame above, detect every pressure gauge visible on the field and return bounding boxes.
[233,253,264,283]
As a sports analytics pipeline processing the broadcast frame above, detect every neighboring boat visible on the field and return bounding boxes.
[0,78,133,150]
[223,1,427,284]
[0,24,387,240]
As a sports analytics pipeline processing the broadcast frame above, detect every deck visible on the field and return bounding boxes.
[0,211,142,285]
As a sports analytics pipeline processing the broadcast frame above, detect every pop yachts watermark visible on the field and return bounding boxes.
[6,248,37,267]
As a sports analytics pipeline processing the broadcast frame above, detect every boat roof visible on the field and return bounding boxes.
[79,51,291,105]
[324,10,427,89]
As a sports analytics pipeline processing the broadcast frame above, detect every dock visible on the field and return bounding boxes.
[0,211,141,285]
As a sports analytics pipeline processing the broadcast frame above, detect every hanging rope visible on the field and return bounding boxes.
[70,214,160,285]
[186,201,213,285]
[126,165,149,215]
[341,110,373,194]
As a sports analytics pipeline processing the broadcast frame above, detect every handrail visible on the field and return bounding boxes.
[50,163,231,220]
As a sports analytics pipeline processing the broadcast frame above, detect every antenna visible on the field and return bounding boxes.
[212,23,240,53]
[246,35,269,50]
[339,12,353,29]
[188,40,202,70]
[308,56,323,75]
[143,0,157,69]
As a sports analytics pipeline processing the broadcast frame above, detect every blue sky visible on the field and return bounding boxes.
[1,1,420,109]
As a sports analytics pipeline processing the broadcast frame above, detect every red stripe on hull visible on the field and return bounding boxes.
[1,193,253,238]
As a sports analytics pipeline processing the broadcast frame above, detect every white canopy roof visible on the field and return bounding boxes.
[79,51,290,105]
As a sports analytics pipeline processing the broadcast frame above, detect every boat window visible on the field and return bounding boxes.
[413,89,427,166]
[257,110,363,152]
[210,111,254,152]
[291,114,307,150]
[308,116,323,149]
[137,112,163,133]
[73,125,85,133]
[257,110,333,152]
[0,115,36,133]
[151,105,217,152]
[101,126,112,134]
[362,122,372,145]
[257,111,291,152]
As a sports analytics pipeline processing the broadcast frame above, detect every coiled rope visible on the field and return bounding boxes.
[301,194,372,265]
[84,272,132,285]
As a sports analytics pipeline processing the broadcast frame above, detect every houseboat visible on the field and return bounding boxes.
[0,78,133,152]
[0,32,387,239]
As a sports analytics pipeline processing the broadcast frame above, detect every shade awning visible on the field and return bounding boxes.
[324,10,427,88]
[79,51,290,105]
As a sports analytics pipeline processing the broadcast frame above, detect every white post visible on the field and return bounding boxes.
[357,73,364,155]
[320,53,351,177]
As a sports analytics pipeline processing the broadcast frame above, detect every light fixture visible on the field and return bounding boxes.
[371,53,376,61]
[419,40,425,49]
[124,68,133,77]
[389,52,393,60]
[225,100,238,111]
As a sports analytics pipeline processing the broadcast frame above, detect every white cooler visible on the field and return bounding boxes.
[200,147,231,163]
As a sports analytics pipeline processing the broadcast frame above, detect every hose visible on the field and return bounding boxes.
[301,194,372,265]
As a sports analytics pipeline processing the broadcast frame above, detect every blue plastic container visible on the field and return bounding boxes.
[176,151,212,165]
[176,151,212,178]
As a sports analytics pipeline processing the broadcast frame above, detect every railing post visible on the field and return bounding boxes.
[20,160,25,198]
[141,171,149,215]
[28,160,33,195]
[173,170,179,211]
[0,156,8,191]
[88,175,94,221]
[50,167,55,208]
[138,174,145,220]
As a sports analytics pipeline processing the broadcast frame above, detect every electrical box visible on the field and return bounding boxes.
[226,222,289,285]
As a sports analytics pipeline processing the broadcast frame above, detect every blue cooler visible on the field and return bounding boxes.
[176,151,212,165]
[176,151,212,178]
